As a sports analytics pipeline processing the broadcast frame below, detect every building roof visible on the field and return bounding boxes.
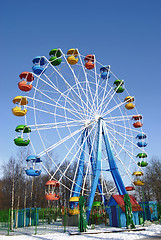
[109,195,142,212]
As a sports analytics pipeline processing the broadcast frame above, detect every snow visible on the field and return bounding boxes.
[0,223,161,240]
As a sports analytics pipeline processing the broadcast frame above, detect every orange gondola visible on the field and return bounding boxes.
[18,72,34,92]
[18,81,33,92]
[45,180,60,201]
[84,55,95,70]
[125,186,135,191]
[132,115,142,121]
[19,72,34,82]
[132,114,143,128]
[133,122,143,128]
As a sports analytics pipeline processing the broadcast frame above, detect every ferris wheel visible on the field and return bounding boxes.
[12,48,148,220]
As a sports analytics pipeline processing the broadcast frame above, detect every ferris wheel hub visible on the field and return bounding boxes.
[94,114,101,122]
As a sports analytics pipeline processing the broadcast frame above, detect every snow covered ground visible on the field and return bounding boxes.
[0,223,161,240]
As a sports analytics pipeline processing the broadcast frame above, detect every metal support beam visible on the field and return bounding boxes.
[72,130,86,197]
[87,131,107,206]
[71,119,127,222]
[102,120,127,195]
[86,118,102,221]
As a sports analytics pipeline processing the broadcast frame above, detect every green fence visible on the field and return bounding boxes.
[89,206,110,226]
[0,207,70,235]
[0,209,10,235]
[0,203,160,235]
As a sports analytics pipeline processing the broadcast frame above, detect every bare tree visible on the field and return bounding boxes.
[24,176,28,227]
[15,149,24,228]
[134,157,161,203]
[145,157,161,202]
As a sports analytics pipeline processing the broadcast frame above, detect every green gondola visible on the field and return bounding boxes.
[14,137,30,146]
[14,125,31,146]
[114,79,125,93]
[114,86,125,93]
[137,161,148,167]
[136,153,147,158]
[15,125,31,133]
[49,49,62,66]
[114,79,124,86]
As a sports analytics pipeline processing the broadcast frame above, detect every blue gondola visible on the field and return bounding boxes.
[137,141,147,147]
[136,133,147,139]
[25,155,42,176]
[26,155,41,162]
[100,65,110,79]
[32,56,46,75]
[25,168,41,176]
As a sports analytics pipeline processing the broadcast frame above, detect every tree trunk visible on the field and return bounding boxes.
[11,164,15,231]
[29,177,34,226]
[15,150,23,228]
[24,177,28,227]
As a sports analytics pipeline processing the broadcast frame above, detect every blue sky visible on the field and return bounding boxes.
[1,0,161,175]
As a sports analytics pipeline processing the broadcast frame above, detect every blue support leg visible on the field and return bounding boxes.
[86,119,103,221]
[72,130,86,197]
[102,121,127,195]
[87,133,107,206]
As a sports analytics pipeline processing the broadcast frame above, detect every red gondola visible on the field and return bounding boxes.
[125,186,135,191]
[19,72,34,82]
[133,122,143,128]
[18,72,34,92]
[45,180,60,201]
[132,115,142,120]
[132,115,143,128]
[84,55,95,70]
[18,81,33,92]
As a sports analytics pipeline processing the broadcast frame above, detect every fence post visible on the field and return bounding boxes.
[64,208,66,233]
[35,208,37,235]
[144,202,147,221]
[142,190,147,222]
[140,203,144,225]
[21,209,23,228]
[118,205,121,228]
[23,208,26,227]
[157,203,160,220]
[93,209,94,225]
[7,209,10,235]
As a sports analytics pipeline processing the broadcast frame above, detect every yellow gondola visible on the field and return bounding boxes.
[68,196,80,215]
[12,96,28,116]
[68,208,80,215]
[124,96,134,102]
[132,171,144,176]
[124,96,135,110]
[12,107,27,116]
[67,49,79,65]
[69,197,80,202]
[125,103,135,110]
[133,180,145,186]
[12,96,28,105]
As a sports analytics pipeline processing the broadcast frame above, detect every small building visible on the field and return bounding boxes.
[107,195,142,227]
[139,201,158,221]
